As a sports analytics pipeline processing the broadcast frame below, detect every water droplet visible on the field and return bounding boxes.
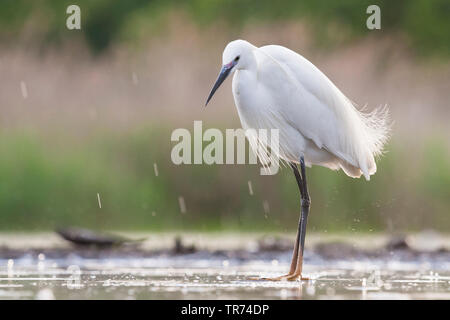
[97,193,102,208]
[20,81,28,99]
[263,200,270,214]
[248,181,254,195]
[178,196,186,214]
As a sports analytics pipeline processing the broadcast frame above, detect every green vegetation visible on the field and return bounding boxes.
[0,1,448,232]
[1,126,448,232]
[1,0,449,56]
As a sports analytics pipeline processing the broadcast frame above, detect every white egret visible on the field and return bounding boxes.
[206,40,390,281]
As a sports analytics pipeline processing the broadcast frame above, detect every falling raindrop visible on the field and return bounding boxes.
[248,180,254,195]
[20,81,28,99]
[153,163,159,176]
[37,253,46,271]
[178,196,186,214]
[7,259,14,277]
[97,193,102,208]
[263,200,270,215]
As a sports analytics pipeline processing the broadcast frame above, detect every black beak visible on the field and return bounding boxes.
[205,64,233,106]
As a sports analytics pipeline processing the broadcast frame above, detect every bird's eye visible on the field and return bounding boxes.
[234,56,240,62]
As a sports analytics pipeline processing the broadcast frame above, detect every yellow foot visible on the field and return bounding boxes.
[285,274,309,281]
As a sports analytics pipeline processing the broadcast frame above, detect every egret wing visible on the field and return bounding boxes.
[255,45,363,169]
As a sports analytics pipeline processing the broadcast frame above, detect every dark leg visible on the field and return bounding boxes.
[287,156,310,280]
[254,157,310,281]
[287,161,303,274]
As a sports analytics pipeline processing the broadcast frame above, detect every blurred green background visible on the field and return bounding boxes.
[0,0,449,232]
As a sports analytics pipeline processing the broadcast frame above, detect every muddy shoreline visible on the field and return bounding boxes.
[1,234,448,263]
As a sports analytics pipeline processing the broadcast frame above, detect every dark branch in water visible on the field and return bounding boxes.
[56,227,145,248]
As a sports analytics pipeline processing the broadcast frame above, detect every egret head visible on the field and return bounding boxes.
[205,40,256,106]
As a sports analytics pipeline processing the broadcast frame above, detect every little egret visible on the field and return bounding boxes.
[206,40,390,281]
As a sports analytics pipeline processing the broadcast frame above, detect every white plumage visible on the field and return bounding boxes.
[221,39,390,180]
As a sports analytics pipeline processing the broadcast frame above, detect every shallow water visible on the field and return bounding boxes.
[1,251,449,300]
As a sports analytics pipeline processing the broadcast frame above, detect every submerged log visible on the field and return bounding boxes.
[56,227,144,248]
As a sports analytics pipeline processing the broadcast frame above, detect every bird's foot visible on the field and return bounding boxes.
[285,274,309,281]
[249,274,289,281]
[249,274,309,281]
